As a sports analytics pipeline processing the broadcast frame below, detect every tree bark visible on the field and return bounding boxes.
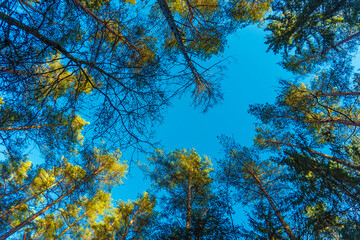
[274,112,360,127]
[316,91,360,97]
[297,30,360,65]
[0,124,61,132]
[0,179,64,219]
[119,203,144,240]
[55,211,88,239]
[0,183,30,200]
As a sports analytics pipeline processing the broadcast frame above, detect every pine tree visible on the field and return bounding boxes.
[265,0,360,73]
[146,148,237,239]
[0,147,127,239]
[218,137,297,240]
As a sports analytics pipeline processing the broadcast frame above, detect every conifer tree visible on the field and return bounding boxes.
[266,0,360,73]
[0,147,127,239]
[218,137,297,240]
[146,148,237,239]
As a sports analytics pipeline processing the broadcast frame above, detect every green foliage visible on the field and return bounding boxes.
[228,0,272,24]
[147,148,238,239]
[148,148,212,191]
[265,0,360,73]
[218,136,296,239]
[240,202,285,240]
[80,0,111,11]
[236,2,360,237]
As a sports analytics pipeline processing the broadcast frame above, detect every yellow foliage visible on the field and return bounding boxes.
[70,114,90,145]
[64,161,87,181]
[169,0,218,17]
[305,201,326,218]
[229,0,272,23]
[305,171,314,179]
[9,160,32,185]
[80,0,111,11]
[31,168,56,193]
[37,53,96,102]
[283,82,311,107]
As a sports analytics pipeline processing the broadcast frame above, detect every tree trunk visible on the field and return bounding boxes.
[0,179,64,219]
[185,178,192,240]
[251,173,297,240]
[156,0,206,92]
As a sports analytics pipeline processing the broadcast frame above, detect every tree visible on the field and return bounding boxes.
[265,0,360,73]
[0,147,127,239]
[218,136,297,240]
[146,148,237,239]
[242,1,360,234]
[90,192,156,240]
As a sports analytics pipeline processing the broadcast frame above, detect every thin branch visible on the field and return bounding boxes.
[69,0,142,55]
[267,139,360,171]
[0,11,136,94]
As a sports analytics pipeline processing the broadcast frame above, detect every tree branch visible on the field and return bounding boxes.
[69,0,142,55]
[156,0,209,94]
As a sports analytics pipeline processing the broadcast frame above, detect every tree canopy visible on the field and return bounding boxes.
[1,0,360,239]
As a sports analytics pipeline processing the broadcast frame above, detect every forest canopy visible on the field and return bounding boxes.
[0,0,360,239]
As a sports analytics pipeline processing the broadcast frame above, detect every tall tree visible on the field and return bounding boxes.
[146,148,237,239]
[243,1,360,235]
[218,137,297,240]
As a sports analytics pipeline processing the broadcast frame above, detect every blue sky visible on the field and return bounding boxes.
[113,25,292,224]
